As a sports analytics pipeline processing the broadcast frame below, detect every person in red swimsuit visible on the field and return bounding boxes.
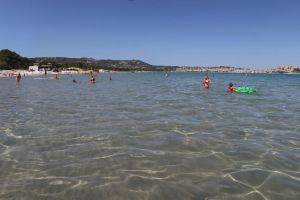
[227,83,235,93]
[90,75,96,83]
[202,76,211,89]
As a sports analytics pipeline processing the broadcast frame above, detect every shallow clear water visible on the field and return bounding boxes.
[0,72,300,200]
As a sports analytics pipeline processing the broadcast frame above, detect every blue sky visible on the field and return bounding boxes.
[0,0,299,68]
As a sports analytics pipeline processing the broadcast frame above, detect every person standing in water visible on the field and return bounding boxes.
[16,73,21,83]
[52,73,59,79]
[202,75,211,89]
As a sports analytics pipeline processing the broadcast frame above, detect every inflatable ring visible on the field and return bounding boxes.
[235,87,257,94]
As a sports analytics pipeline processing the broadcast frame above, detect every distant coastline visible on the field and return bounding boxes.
[1,49,300,76]
[175,65,300,74]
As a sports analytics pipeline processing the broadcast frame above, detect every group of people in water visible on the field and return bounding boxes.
[202,75,235,93]
[15,72,235,92]
[15,71,100,84]
[72,74,111,84]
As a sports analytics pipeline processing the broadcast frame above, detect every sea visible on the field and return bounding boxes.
[0,72,299,200]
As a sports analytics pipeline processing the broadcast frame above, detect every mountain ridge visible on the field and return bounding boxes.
[1,49,299,73]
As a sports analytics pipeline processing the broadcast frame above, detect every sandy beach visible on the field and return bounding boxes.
[0,70,79,78]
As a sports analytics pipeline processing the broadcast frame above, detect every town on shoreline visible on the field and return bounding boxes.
[174,65,300,74]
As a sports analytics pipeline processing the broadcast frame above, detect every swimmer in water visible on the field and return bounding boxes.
[202,75,211,89]
[73,79,77,83]
[227,83,235,93]
[16,73,21,83]
[90,76,96,82]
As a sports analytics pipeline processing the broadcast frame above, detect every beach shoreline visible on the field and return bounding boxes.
[2,69,300,78]
[0,70,80,78]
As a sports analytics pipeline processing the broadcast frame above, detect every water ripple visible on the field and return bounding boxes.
[1,73,300,199]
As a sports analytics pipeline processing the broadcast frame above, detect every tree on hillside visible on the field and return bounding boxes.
[293,68,300,73]
[0,49,33,70]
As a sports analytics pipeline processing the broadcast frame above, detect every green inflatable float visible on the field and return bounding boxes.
[235,87,257,94]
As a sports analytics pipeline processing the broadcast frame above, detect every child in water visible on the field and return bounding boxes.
[202,76,211,88]
[228,83,235,93]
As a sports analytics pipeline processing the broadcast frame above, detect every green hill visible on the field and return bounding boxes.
[32,57,177,71]
[0,49,33,70]
[0,49,178,71]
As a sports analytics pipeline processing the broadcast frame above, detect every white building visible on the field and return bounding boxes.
[28,65,39,71]
[28,63,54,72]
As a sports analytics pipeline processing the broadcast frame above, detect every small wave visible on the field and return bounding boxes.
[173,129,196,136]
[49,180,72,185]
[4,128,23,139]
[69,180,88,188]
[121,169,166,175]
